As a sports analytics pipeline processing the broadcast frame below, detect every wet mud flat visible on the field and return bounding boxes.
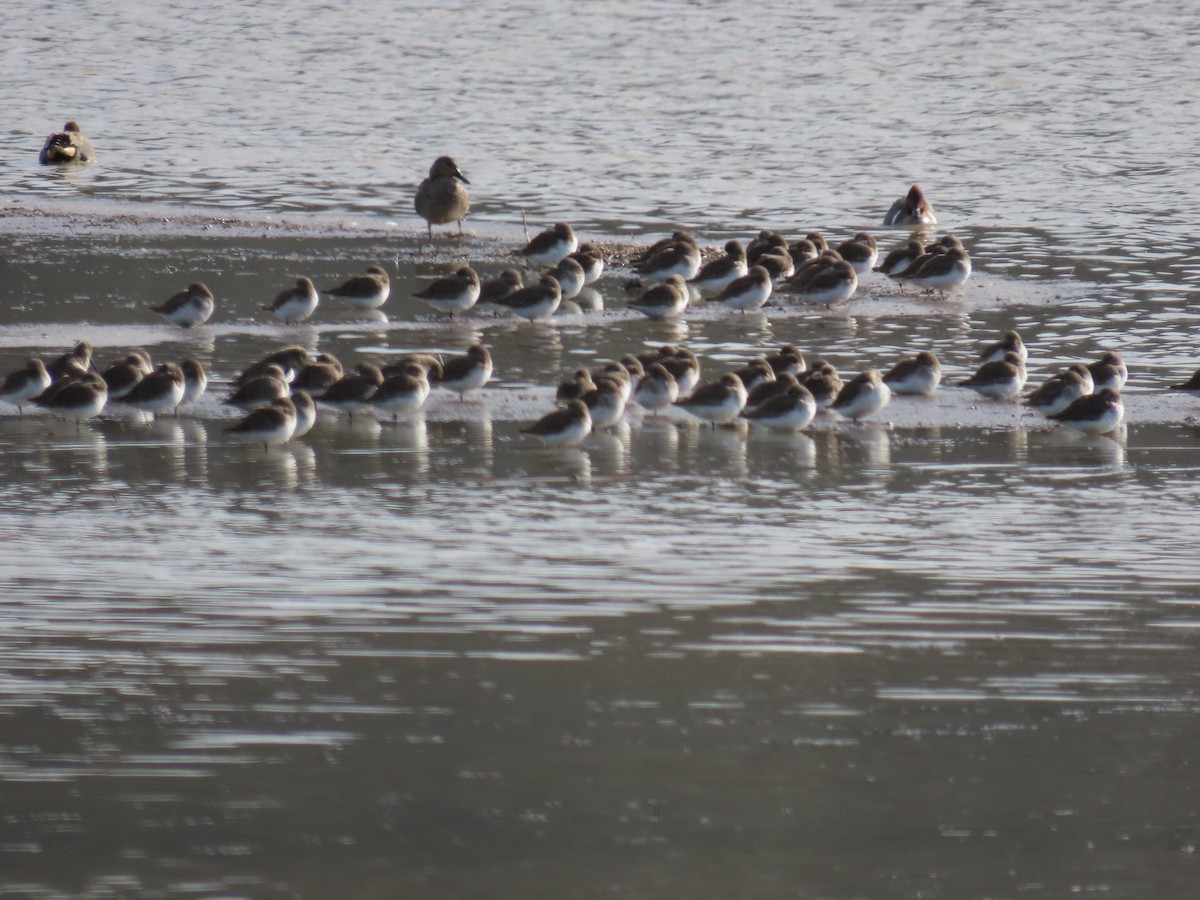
[0,197,1185,449]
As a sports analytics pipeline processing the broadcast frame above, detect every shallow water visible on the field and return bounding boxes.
[4,1,1200,897]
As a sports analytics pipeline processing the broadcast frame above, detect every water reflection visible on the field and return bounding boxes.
[500,325,565,387]
[587,427,630,478]
[33,418,111,481]
[141,418,189,481]
[628,419,680,475]
[822,422,892,470]
[1033,424,1127,470]
[1004,425,1030,465]
[634,318,691,347]
[427,417,495,475]
[680,421,748,477]
[377,416,431,478]
[745,429,818,474]
[515,445,591,483]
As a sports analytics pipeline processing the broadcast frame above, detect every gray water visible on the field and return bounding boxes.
[3,1,1200,897]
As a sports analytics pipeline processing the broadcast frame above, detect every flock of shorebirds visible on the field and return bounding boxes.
[15,139,1155,447]
[141,170,969,329]
[519,331,1135,446]
[36,134,968,327]
[0,326,1136,450]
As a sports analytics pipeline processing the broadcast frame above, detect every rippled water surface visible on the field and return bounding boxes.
[4,1,1200,897]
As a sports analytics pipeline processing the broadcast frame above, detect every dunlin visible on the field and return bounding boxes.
[582,378,627,430]
[47,341,94,381]
[291,390,317,439]
[1048,388,1124,434]
[265,277,319,325]
[415,156,470,237]
[742,383,816,431]
[122,363,185,419]
[791,257,858,305]
[319,364,384,418]
[635,231,695,266]
[882,351,942,396]
[802,232,829,253]
[802,362,843,409]
[636,235,702,284]
[1087,351,1127,391]
[180,359,208,408]
[788,250,840,288]
[732,358,776,391]
[550,257,586,301]
[313,352,345,377]
[895,247,972,296]
[960,352,1026,400]
[477,268,524,307]
[557,368,597,404]
[1067,362,1095,395]
[980,330,1028,365]
[149,282,215,328]
[895,237,964,287]
[635,344,675,370]
[633,363,679,415]
[224,364,290,410]
[619,355,646,383]
[34,372,107,424]
[128,350,154,377]
[629,274,689,320]
[384,353,441,382]
[235,347,308,387]
[227,396,298,450]
[434,344,493,398]
[715,265,772,312]
[788,238,821,266]
[755,250,795,280]
[746,230,789,264]
[517,223,577,268]
[324,265,391,310]
[571,243,606,284]
[495,274,562,320]
[293,359,342,398]
[831,369,891,421]
[676,373,748,426]
[100,357,145,401]
[746,371,802,413]
[1024,368,1088,416]
[523,399,592,446]
[590,362,634,405]
[836,233,879,275]
[0,359,51,413]
[875,238,926,277]
[690,240,749,294]
[413,266,481,317]
[764,345,806,377]
[655,347,701,397]
[373,362,431,421]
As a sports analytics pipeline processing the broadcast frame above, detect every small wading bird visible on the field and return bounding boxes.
[415,156,470,237]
